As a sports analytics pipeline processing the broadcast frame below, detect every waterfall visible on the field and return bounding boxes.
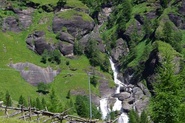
[100,98,110,119]
[99,58,129,122]
[109,58,129,123]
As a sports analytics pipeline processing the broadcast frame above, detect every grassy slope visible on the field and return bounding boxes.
[0,0,113,106]
[31,0,88,10]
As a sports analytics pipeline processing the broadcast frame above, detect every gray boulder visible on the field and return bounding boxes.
[168,13,185,29]
[3,16,21,32]
[137,82,151,97]
[59,42,74,56]
[114,92,131,101]
[52,11,95,37]
[57,32,75,44]
[133,87,144,100]
[111,38,129,61]
[134,97,149,114]
[2,8,33,32]
[125,19,145,43]
[26,31,53,55]
[14,8,34,29]
[9,62,60,86]
[79,25,105,53]
[122,101,132,111]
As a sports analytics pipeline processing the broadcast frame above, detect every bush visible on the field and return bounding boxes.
[75,95,100,119]
[37,82,49,94]
[41,50,61,64]
[90,75,98,87]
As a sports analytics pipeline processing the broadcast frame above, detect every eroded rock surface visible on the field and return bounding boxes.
[9,62,60,86]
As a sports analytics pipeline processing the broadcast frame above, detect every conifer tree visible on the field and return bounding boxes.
[36,97,42,110]
[4,91,12,106]
[150,54,184,123]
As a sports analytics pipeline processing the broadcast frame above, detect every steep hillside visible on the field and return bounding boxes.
[1,0,185,122]
[0,0,113,107]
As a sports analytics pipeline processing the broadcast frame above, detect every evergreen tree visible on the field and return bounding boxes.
[129,109,140,123]
[4,91,12,106]
[90,75,98,87]
[140,111,149,123]
[36,97,42,110]
[66,90,71,99]
[37,82,49,94]
[18,95,27,107]
[75,95,88,118]
[150,54,184,123]
[0,91,4,101]
[41,98,46,109]
[48,89,59,112]
[74,40,83,55]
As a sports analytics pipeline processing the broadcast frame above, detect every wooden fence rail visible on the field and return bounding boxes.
[0,104,100,123]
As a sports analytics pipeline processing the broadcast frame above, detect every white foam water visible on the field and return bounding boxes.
[99,58,129,122]
[100,98,110,119]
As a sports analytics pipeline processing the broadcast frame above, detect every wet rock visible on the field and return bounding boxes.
[111,38,129,62]
[9,62,60,86]
[26,31,53,55]
[59,42,74,56]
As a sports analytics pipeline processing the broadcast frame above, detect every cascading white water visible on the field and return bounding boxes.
[109,58,129,123]
[118,112,129,123]
[99,58,129,122]
[100,98,109,119]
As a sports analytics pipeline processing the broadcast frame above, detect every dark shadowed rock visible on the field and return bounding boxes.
[52,12,95,37]
[168,13,185,29]
[145,11,157,20]
[134,14,144,25]
[111,38,129,62]
[26,31,54,55]
[179,0,185,16]
[9,62,60,86]
[3,16,21,32]
[57,32,75,44]
[59,42,74,56]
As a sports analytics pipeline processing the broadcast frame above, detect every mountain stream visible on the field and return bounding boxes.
[100,58,129,123]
